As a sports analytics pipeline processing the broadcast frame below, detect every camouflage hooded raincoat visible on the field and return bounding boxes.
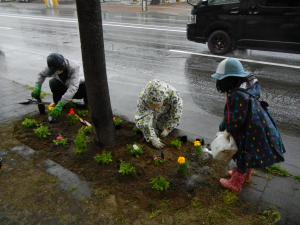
[135,79,183,142]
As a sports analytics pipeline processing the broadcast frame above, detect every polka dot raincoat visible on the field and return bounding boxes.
[219,80,285,172]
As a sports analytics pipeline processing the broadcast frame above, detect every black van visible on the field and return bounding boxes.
[187,0,300,55]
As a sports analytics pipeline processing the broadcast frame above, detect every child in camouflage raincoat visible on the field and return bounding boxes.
[135,80,183,149]
[212,58,285,193]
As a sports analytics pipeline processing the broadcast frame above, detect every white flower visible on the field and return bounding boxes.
[133,144,139,150]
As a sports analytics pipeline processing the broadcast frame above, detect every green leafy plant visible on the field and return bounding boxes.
[94,152,113,165]
[170,139,182,149]
[113,116,124,128]
[151,176,170,192]
[127,144,144,158]
[34,125,51,139]
[74,127,92,155]
[118,161,136,176]
[177,156,189,176]
[194,140,203,156]
[67,115,80,125]
[261,208,281,224]
[22,118,39,128]
[82,126,93,135]
[266,165,290,177]
[77,110,89,118]
[154,159,165,166]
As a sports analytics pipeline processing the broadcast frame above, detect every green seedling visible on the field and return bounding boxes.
[74,127,92,155]
[82,126,93,135]
[127,144,144,158]
[94,152,113,165]
[53,138,68,147]
[154,159,165,166]
[76,110,89,118]
[170,139,182,149]
[22,118,39,128]
[34,125,51,139]
[113,116,124,128]
[67,115,80,125]
[118,161,136,176]
[150,176,170,192]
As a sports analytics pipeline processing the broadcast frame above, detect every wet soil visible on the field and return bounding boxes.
[11,110,274,225]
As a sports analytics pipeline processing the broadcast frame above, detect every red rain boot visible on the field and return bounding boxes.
[220,170,246,193]
[228,168,254,183]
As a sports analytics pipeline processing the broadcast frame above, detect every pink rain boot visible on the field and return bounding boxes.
[220,170,246,193]
[228,168,254,183]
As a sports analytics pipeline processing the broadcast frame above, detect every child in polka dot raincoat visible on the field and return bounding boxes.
[212,58,285,193]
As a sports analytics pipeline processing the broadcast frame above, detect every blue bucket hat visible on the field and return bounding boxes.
[211,58,250,80]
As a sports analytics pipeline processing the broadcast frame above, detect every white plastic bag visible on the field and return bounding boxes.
[210,131,238,162]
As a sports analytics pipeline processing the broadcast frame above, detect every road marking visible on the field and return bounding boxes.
[0,26,12,30]
[0,13,185,33]
[170,49,300,70]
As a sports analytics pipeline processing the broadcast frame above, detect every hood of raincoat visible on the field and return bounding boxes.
[141,79,174,106]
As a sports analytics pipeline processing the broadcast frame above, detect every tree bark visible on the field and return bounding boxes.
[75,0,115,146]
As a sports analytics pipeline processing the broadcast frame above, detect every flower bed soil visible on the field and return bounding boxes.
[12,109,274,225]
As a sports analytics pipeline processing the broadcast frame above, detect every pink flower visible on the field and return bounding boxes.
[56,134,64,141]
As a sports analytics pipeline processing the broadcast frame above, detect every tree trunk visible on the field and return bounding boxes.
[75,0,115,146]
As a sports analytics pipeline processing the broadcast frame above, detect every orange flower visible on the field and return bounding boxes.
[177,156,186,165]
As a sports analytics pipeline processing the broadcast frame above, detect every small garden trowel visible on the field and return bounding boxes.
[19,98,50,115]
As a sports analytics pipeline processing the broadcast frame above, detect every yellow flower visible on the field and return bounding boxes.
[194,140,201,147]
[48,103,56,112]
[177,156,186,165]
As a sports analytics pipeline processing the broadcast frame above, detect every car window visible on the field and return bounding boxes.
[208,0,240,6]
[259,0,300,7]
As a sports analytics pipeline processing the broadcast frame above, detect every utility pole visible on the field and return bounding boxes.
[75,0,115,146]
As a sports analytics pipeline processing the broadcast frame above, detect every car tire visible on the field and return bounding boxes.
[207,30,232,55]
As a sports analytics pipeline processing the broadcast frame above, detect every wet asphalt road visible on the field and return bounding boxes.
[0,3,299,173]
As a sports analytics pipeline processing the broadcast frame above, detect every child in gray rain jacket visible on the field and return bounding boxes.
[135,79,183,149]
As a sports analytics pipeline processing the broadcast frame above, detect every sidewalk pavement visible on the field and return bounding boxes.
[0,76,299,225]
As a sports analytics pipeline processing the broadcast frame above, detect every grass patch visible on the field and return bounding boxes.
[294,176,300,183]
[261,208,281,224]
[223,191,239,206]
[266,164,290,177]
